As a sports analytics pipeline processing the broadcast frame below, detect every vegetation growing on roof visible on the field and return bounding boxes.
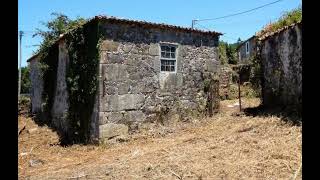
[257,6,302,38]
[33,13,87,55]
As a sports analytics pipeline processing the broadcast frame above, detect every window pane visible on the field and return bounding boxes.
[165,52,170,58]
[160,44,177,72]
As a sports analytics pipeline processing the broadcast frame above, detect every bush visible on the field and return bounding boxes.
[19,95,30,106]
[241,83,260,98]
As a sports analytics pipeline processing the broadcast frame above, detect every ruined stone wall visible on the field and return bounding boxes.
[97,21,220,140]
[260,23,302,112]
[29,57,43,113]
[51,40,70,135]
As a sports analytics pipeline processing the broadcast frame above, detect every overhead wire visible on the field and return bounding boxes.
[195,0,285,22]
[192,0,285,42]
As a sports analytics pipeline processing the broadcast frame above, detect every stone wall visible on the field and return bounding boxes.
[260,23,302,112]
[29,56,43,113]
[29,40,72,140]
[51,40,70,136]
[97,21,220,141]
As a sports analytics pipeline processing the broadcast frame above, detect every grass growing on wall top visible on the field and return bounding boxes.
[257,6,302,37]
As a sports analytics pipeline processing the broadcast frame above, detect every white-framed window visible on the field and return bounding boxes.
[246,42,250,54]
[160,44,177,72]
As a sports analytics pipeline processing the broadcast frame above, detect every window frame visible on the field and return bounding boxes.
[159,42,178,73]
[245,41,250,54]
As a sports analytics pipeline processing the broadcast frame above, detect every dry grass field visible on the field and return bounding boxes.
[18,98,301,179]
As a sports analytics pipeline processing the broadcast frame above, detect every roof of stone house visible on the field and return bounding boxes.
[94,15,223,35]
[27,15,222,62]
[257,21,302,41]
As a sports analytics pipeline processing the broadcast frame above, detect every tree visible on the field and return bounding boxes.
[219,40,238,65]
[237,38,242,43]
[18,66,31,94]
[226,45,237,64]
[33,13,87,54]
[218,41,228,65]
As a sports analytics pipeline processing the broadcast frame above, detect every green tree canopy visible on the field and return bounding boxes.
[219,41,238,65]
[18,66,31,93]
[33,13,87,54]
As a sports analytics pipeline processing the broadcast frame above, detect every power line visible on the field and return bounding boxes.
[18,30,38,36]
[194,23,239,41]
[194,0,284,22]
[195,23,244,42]
[25,44,40,48]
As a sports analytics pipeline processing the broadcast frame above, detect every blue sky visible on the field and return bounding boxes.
[18,0,301,67]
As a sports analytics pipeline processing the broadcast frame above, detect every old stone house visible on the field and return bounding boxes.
[236,36,257,64]
[28,16,222,143]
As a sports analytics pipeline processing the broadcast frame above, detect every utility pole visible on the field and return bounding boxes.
[18,31,23,102]
[191,19,197,29]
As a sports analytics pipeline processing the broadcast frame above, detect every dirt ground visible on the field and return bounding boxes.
[18,98,302,180]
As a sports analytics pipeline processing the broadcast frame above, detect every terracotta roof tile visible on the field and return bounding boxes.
[93,15,222,36]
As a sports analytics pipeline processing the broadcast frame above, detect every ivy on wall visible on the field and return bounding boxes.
[37,19,101,144]
[65,20,100,143]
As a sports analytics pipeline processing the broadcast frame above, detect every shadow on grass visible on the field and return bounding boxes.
[18,97,74,146]
[30,112,89,147]
[243,104,302,126]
